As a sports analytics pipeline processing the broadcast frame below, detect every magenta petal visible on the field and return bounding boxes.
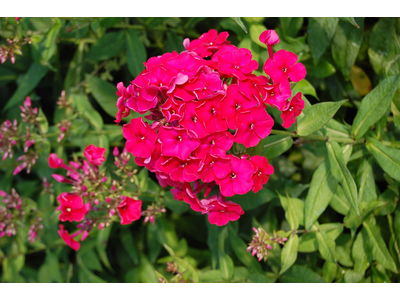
[288,63,307,82]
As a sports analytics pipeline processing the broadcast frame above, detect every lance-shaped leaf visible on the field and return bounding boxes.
[357,157,377,202]
[366,137,400,182]
[326,140,359,215]
[352,228,373,276]
[218,250,234,281]
[329,185,351,215]
[331,18,364,78]
[344,201,385,229]
[278,193,299,230]
[296,100,347,136]
[338,17,360,28]
[304,161,338,229]
[352,74,400,138]
[41,17,62,65]
[232,17,248,33]
[322,261,337,283]
[86,31,125,61]
[312,224,336,263]
[126,30,147,78]
[280,265,324,283]
[363,220,398,273]
[307,17,339,63]
[262,135,293,159]
[298,223,343,253]
[280,234,299,275]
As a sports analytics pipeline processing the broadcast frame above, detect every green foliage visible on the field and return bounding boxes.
[1,17,400,283]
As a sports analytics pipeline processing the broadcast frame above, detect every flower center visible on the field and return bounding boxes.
[209,42,213,46]
[258,171,262,177]
[141,136,145,140]
[249,123,254,129]
[177,136,182,141]
[282,67,287,73]
[235,103,241,110]
[210,140,215,145]
[192,116,197,123]
[136,92,140,97]
[231,173,236,179]
[211,108,216,114]
[171,109,176,114]
[66,207,72,212]
[289,106,294,112]
[270,92,275,97]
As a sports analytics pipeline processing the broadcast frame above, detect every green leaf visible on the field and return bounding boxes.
[280,234,299,275]
[77,254,107,283]
[86,75,119,119]
[86,31,125,61]
[96,223,114,273]
[357,157,377,202]
[3,63,48,111]
[41,18,62,65]
[326,140,359,215]
[120,228,139,265]
[138,252,159,283]
[249,24,268,49]
[292,79,319,100]
[280,265,324,283]
[304,161,338,229]
[352,228,373,276]
[218,249,234,281]
[232,17,248,33]
[297,100,347,136]
[278,193,299,230]
[126,30,147,78]
[230,188,275,210]
[71,93,103,130]
[338,17,360,28]
[368,18,400,76]
[330,185,351,215]
[307,17,339,63]
[279,17,304,38]
[344,270,364,283]
[262,135,293,159]
[344,201,385,229]
[352,74,400,138]
[322,261,337,283]
[366,137,400,181]
[0,66,17,86]
[363,220,398,273]
[332,18,364,78]
[228,225,262,272]
[166,31,184,53]
[299,223,343,253]
[313,224,336,263]
[304,59,336,78]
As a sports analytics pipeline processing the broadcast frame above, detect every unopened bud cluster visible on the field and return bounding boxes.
[247,227,288,262]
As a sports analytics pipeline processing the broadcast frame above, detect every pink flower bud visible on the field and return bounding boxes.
[98,223,105,230]
[0,190,7,197]
[13,166,22,176]
[183,38,190,50]
[259,30,280,46]
[81,230,89,241]
[109,209,115,217]
[105,197,112,203]
[94,199,99,205]
[113,147,120,156]
[149,215,155,224]
[24,96,32,107]
[101,177,107,183]
[11,140,17,145]
[48,153,64,169]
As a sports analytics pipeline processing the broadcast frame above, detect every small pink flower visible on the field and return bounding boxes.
[123,118,158,158]
[58,225,80,251]
[250,156,274,193]
[118,197,142,225]
[201,195,244,226]
[57,193,88,222]
[158,126,200,161]
[83,145,106,166]
[263,49,306,83]
[186,29,230,57]
[280,92,305,128]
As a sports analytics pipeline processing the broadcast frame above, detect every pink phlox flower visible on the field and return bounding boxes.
[57,192,88,222]
[220,84,258,130]
[250,155,274,193]
[263,49,306,83]
[216,47,258,81]
[144,51,179,71]
[48,153,64,169]
[165,52,205,77]
[84,144,106,166]
[126,75,159,114]
[235,107,274,148]
[179,101,208,139]
[194,131,234,159]
[117,197,142,225]
[115,82,131,124]
[201,195,244,226]
[186,29,230,57]
[216,155,254,197]
[195,95,228,133]
[135,140,162,172]
[160,97,185,122]
[171,183,204,212]
[262,77,291,110]
[280,92,305,128]
[158,126,200,161]
[192,72,224,100]
[58,225,80,251]
[156,156,200,183]
[142,65,175,91]
[198,153,232,183]
[123,118,158,158]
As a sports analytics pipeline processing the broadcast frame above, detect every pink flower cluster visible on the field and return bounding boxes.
[115,29,306,226]
[49,145,143,251]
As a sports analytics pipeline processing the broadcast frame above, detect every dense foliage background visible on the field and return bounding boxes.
[1,17,400,283]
